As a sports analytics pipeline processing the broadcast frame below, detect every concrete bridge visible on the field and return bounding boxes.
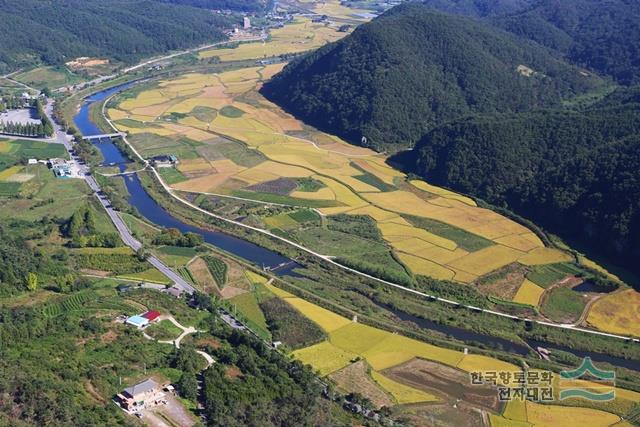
[82,132,126,140]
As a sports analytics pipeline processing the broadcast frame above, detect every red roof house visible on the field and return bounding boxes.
[142,310,161,322]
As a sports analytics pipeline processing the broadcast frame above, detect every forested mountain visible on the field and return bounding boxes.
[0,0,234,73]
[491,0,640,84]
[262,3,601,150]
[420,0,532,17]
[160,0,268,12]
[418,0,640,85]
[405,87,640,272]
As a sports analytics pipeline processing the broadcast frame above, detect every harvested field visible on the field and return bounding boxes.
[328,360,394,408]
[187,257,217,291]
[404,402,487,427]
[246,177,297,195]
[475,263,528,300]
[381,358,502,412]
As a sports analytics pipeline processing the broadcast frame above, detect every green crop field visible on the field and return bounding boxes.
[219,105,245,118]
[14,66,86,89]
[178,266,196,285]
[43,290,100,317]
[289,209,320,223]
[402,214,494,252]
[295,177,325,192]
[202,255,227,286]
[157,245,198,266]
[351,162,394,192]
[158,167,188,184]
[0,181,22,196]
[191,106,217,122]
[145,319,183,341]
[229,292,270,339]
[541,286,587,323]
[232,189,341,208]
[527,263,582,288]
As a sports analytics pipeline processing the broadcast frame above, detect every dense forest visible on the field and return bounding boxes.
[403,86,640,273]
[491,0,640,84]
[407,0,640,85]
[0,0,234,73]
[262,3,601,150]
[420,0,533,17]
[161,0,268,12]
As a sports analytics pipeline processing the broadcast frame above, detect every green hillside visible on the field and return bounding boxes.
[262,3,602,151]
[0,0,234,73]
[492,0,640,84]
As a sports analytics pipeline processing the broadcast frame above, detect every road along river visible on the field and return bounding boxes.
[75,82,640,371]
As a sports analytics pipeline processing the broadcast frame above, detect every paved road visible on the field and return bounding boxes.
[43,99,196,295]
[86,174,195,294]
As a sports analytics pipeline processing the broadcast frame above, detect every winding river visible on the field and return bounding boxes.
[74,83,640,372]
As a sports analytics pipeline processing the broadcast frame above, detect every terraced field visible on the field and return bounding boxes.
[105,64,635,323]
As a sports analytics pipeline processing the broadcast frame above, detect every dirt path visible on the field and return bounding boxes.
[144,315,215,367]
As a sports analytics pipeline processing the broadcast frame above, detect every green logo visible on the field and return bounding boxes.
[559,357,615,401]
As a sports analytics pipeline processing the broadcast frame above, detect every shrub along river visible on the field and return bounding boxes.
[75,82,639,372]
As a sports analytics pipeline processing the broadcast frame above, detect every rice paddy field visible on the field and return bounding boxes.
[104,64,636,323]
[587,289,640,337]
[267,282,634,424]
[491,400,623,427]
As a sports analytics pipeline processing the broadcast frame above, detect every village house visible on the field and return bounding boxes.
[125,310,161,329]
[115,378,164,413]
[151,155,178,168]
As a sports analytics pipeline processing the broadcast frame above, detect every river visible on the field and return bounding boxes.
[75,82,640,372]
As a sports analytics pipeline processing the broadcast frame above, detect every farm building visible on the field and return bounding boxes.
[151,155,178,168]
[165,286,184,298]
[116,378,163,413]
[125,311,161,328]
[48,158,73,178]
[143,310,161,322]
[125,315,149,328]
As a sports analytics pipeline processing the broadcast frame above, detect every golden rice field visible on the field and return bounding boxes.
[498,401,620,427]
[0,165,24,181]
[369,370,438,404]
[512,279,545,306]
[587,289,640,337]
[272,283,631,419]
[111,54,622,315]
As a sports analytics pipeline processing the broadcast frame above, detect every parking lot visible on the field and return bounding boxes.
[140,394,196,427]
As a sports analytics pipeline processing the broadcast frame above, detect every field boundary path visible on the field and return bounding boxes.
[99,83,640,344]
